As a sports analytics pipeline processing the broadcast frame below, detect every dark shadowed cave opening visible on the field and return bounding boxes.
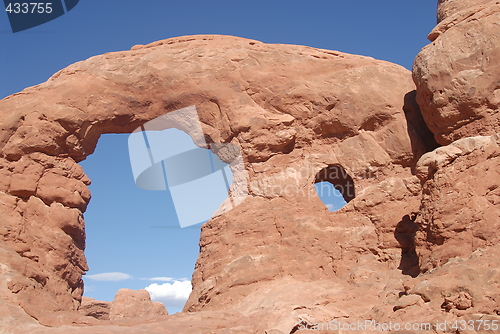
[314,165,354,212]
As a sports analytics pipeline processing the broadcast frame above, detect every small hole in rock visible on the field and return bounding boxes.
[314,165,354,212]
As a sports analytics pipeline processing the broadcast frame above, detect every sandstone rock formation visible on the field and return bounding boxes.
[108,288,167,320]
[78,289,168,322]
[0,33,427,329]
[415,134,500,274]
[0,0,499,332]
[413,0,500,145]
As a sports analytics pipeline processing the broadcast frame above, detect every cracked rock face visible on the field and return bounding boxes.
[415,134,500,272]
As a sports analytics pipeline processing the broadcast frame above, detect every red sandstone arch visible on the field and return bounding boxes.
[0,35,427,326]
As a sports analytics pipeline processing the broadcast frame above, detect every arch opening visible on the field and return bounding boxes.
[79,127,237,315]
[314,165,355,212]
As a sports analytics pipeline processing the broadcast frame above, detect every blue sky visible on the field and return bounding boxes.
[0,0,437,314]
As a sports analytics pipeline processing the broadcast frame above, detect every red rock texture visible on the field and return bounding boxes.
[413,0,500,145]
[436,0,494,22]
[79,290,168,322]
[0,33,427,327]
[109,289,167,320]
[415,134,500,271]
[0,1,499,331]
[78,297,111,320]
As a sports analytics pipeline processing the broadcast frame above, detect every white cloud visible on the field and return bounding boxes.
[141,277,174,282]
[85,272,133,281]
[326,203,334,210]
[145,280,192,308]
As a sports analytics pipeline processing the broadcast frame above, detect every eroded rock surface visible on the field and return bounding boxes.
[415,134,500,272]
[109,289,167,320]
[413,0,500,145]
[78,297,111,321]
